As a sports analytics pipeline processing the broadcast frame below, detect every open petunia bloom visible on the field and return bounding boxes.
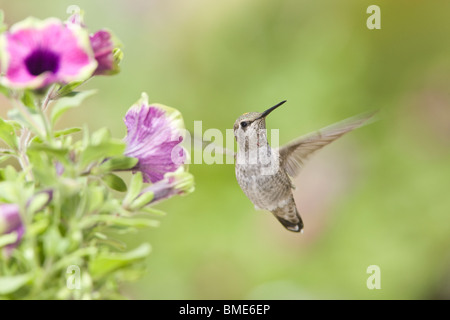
[141,167,195,205]
[0,204,24,255]
[0,17,97,89]
[124,93,187,183]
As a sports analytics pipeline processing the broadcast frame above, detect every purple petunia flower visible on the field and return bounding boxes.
[141,168,194,205]
[90,30,119,76]
[124,93,187,183]
[66,11,121,77]
[0,204,24,255]
[0,17,97,89]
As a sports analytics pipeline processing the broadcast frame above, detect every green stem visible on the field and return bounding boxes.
[36,105,54,144]
[12,98,45,138]
[42,85,57,112]
[38,85,58,144]
[18,127,33,181]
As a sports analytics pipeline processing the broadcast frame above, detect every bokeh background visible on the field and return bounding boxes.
[1,0,450,299]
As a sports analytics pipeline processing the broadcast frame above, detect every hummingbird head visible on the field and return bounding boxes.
[233,100,286,146]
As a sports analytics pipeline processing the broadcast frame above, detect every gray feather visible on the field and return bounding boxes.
[278,111,377,178]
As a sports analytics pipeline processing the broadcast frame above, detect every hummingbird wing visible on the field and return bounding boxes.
[278,111,377,178]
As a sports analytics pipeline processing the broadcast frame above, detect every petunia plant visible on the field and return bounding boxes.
[0,8,194,299]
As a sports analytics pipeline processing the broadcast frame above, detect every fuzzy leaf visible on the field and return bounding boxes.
[28,144,69,165]
[0,274,33,295]
[98,156,138,173]
[123,172,143,207]
[81,215,159,229]
[129,192,154,211]
[89,243,151,278]
[21,90,37,110]
[32,127,81,143]
[0,118,18,149]
[50,90,97,125]
[102,173,127,192]
[27,192,51,215]
[7,108,45,138]
[80,141,125,169]
[52,81,83,99]
[0,232,18,247]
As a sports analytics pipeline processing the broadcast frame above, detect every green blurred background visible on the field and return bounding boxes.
[1,0,450,299]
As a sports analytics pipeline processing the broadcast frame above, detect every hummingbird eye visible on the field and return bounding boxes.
[240,121,248,128]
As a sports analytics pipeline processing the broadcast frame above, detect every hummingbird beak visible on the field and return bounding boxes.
[257,100,287,120]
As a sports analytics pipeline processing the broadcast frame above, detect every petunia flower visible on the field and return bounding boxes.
[66,10,122,76]
[89,29,122,76]
[124,93,187,183]
[140,167,194,205]
[0,17,97,89]
[0,204,24,255]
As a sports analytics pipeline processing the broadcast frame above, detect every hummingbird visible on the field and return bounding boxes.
[233,101,376,233]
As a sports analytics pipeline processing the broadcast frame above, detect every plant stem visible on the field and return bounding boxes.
[18,127,33,181]
[39,85,57,144]
[42,85,57,112]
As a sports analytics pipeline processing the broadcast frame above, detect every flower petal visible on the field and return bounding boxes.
[90,29,121,76]
[141,167,195,205]
[0,17,97,89]
[0,204,24,254]
[124,93,187,183]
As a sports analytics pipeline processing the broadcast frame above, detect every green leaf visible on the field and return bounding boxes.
[0,85,9,98]
[52,81,83,99]
[129,192,154,211]
[0,181,21,203]
[93,233,127,250]
[123,172,143,207]
[0,274,33,295]
[52,247,97,274]
[50,89,97,125]
[21,90,37,110]
[7,108,45,138]
[102,173,127,192]
[0,155,12,165]
[97,156,138,173]
[55,127,82,137]
[89,243,151,278]
[26,151,59,185]
[80,140,125,168]
[140,206,167,216]
[81,214,159,229]
[0,118,18,149]
[27,192,51,215]
[28,218,49,236]
[86,186,105,213]
[32,127,81,143]
[28,144,69,164]
[4,165,18,180]
[43,226,69,257]
[91,127,111,145]
[0,232,18,247]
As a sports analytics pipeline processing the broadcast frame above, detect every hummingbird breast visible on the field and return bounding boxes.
[235,159,293,211]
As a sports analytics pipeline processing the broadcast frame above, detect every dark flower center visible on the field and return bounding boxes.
[25,48,60,76]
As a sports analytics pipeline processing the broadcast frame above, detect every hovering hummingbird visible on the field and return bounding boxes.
[233,101,376,233]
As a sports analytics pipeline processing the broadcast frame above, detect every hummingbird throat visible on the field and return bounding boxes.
[236,128,280,173]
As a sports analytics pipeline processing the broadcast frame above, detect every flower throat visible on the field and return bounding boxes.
[25,48,60,76]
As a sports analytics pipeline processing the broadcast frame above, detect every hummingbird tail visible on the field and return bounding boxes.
[271,200,304,233]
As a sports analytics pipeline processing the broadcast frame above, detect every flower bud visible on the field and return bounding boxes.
[0,204,24,255]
